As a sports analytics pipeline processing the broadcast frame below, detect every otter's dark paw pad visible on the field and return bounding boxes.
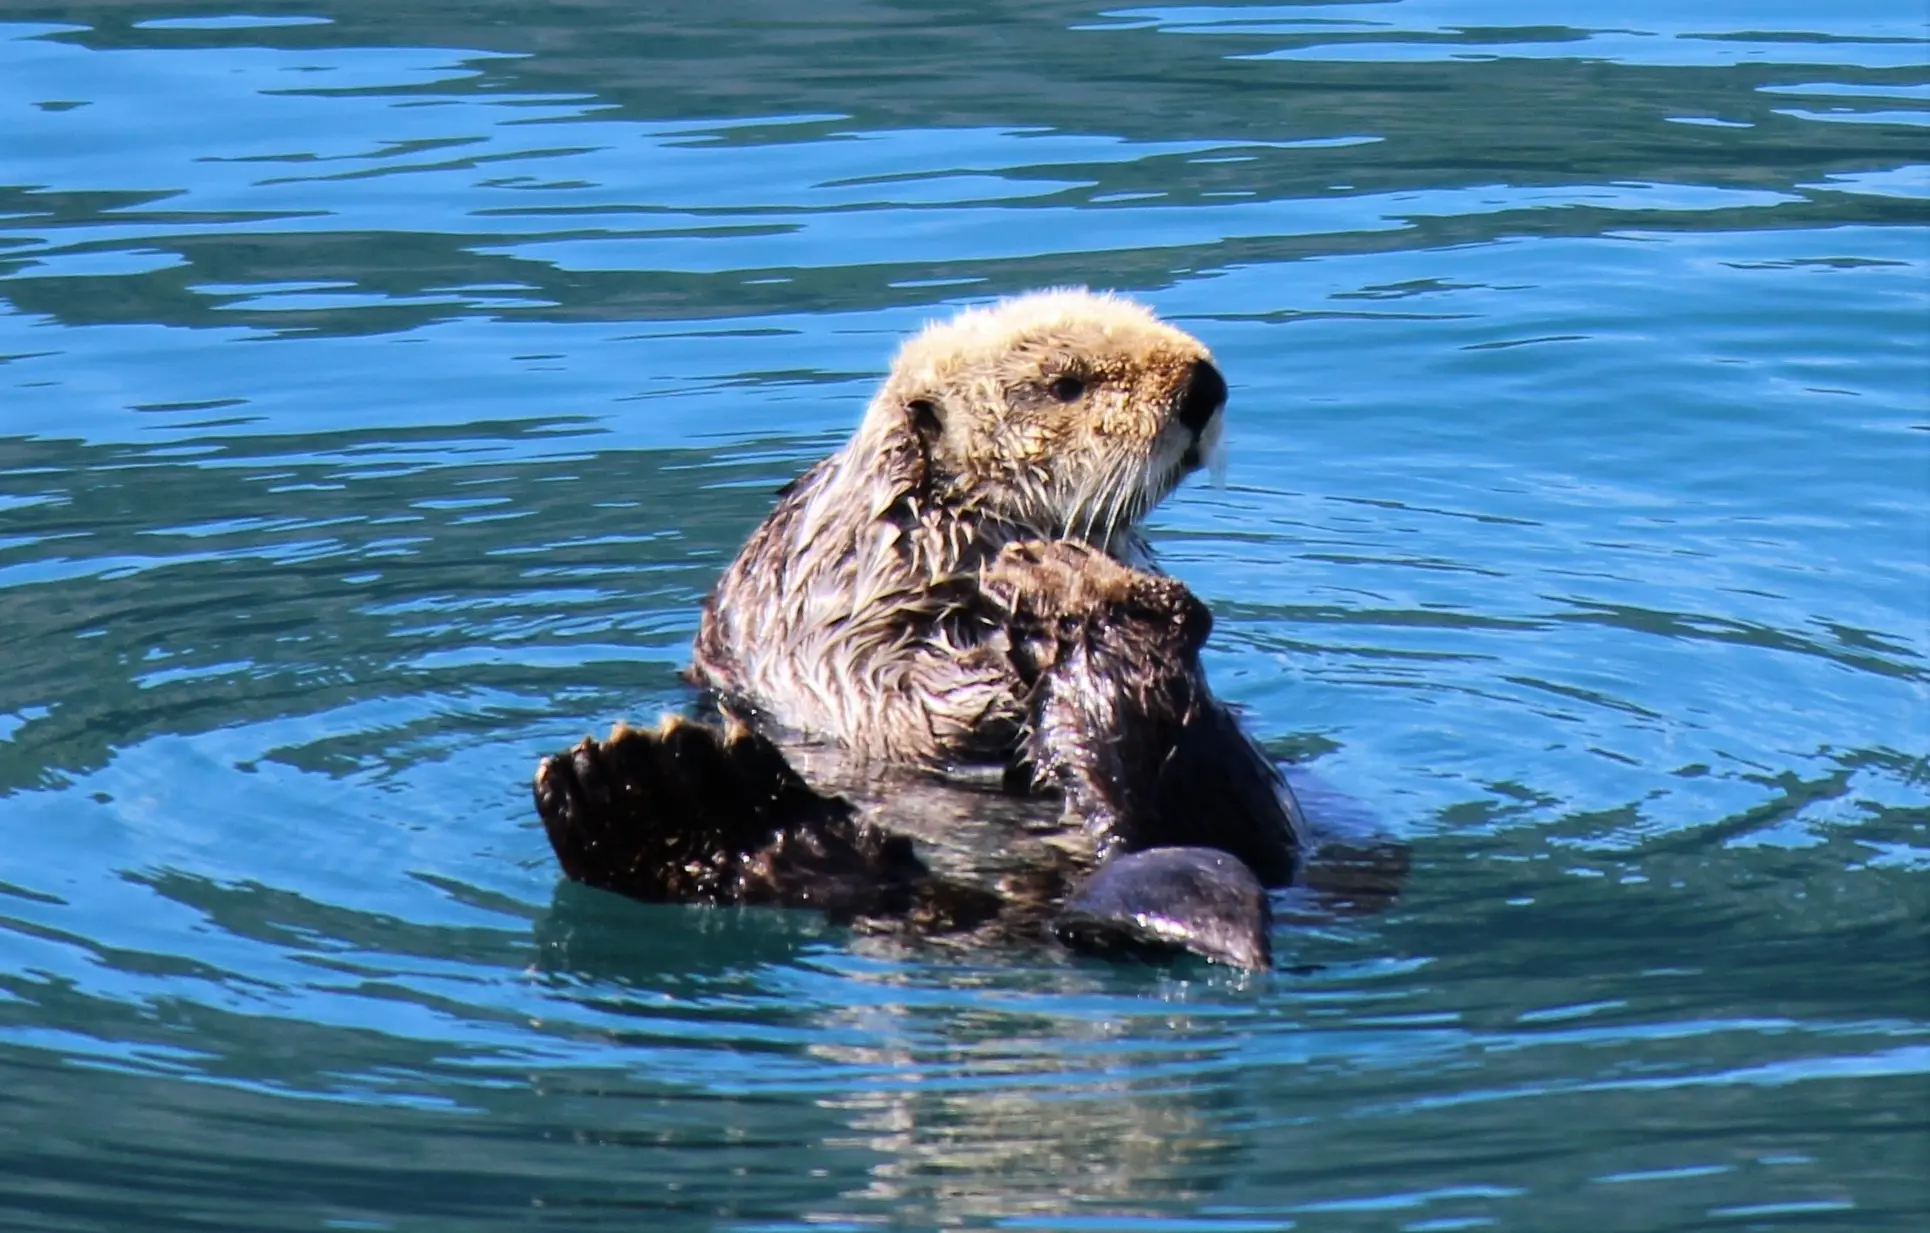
[1055,846,1272,971]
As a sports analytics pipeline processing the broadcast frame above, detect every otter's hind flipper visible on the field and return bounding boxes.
[534,717,995,925]
[1057,846,1272,971]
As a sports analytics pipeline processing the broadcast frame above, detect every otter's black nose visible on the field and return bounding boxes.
[1177,360,1226,436]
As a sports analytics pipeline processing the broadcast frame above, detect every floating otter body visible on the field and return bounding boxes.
[533,290,1319,969]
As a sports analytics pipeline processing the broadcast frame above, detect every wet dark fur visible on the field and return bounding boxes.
[987,541,1299,888]
[535,717,1005,935]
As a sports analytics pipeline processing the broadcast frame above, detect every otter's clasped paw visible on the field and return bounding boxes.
[980,539,1212,674]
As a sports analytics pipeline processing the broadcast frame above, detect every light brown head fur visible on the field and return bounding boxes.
[694,289,1229,764]
[847,289,1226,549]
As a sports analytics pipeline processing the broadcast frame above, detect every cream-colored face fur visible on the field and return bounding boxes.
[862,289,1227,543]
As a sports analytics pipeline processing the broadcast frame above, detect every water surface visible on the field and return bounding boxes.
[1,2,1926,1229]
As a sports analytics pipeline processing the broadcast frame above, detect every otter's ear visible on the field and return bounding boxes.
[905,397,944,447]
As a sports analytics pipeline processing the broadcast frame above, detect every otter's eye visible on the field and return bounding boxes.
[1047,376,1086,403]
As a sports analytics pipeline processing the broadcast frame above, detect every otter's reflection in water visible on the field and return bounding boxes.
[531,802,1406,1223]
[802,958,1272,1224]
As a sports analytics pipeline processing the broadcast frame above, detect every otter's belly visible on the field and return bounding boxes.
[776,740,1090,892]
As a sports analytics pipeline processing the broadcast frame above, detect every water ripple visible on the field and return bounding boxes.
[1,3,1925,1229]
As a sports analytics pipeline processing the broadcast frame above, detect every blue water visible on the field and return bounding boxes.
[1,3,1926,1229]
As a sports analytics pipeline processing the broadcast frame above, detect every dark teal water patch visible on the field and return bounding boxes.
[1,3,1926,1230]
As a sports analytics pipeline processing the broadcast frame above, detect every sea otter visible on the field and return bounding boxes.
[532,290,1310,969]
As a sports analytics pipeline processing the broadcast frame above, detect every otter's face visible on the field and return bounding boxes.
[870,290,1228,546]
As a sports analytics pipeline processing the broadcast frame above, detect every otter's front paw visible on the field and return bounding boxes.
[979,539,1182,619]
[979,540,1211,678]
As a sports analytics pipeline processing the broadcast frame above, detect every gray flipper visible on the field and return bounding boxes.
[1055,846,1272,971]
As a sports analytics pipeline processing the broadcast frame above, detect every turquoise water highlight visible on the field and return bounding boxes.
[1,2,1925,1229]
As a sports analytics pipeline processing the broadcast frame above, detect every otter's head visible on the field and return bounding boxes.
[856,289,1227,547]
